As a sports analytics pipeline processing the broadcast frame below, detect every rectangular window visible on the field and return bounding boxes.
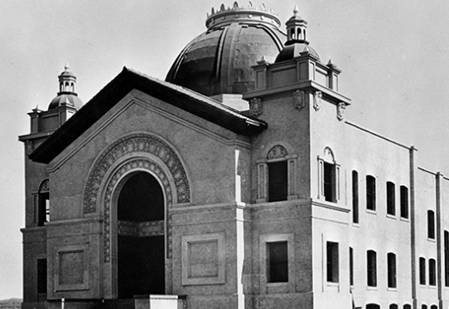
[387,253,397,288]
[400,186,409,219]
[37,192,49,226]
[419,257,426,285]
[366,176,376,211]
[267,241,288,283]
[323,162,336,202]
[352,171,359,223]
[37,259,47,295]
[326,242,339,283]
[445,231,449,286]
[367,250,377,287]
[428,210,435,240]
[429,259,436,286]
[268,161,288,202]
[349,247,354,286]
[387,182,395,216]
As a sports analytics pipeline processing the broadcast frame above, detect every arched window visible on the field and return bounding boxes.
[419,257,426,285]
[386,181,395,215]
[429,258,436,286]
[366,304,380,309]
[422,305,428,309]
[428,210,435,239]
[445,230,449,286]
[36,179,49,226]
[390,304,398,309]
[403,304,411,309]
[257,145,297,202]
[387,252,397,288]
[430,305,438,309]
[400,185,409,218]
[366,175,376,211]
[367,250,377,287]
[318,147,340,203]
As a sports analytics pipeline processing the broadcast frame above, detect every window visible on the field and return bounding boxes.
[403,305,411,309]
[430,305,438,309]
[367,250,377,287]
[352,171,359,223]
[327,242,339,283]
[429,259,436,286]
[36,179,49,226]
[349,247,354,286]
[268,161,288,202]
[267,242,288,283]
[390,305,398,309]
[422,305,427,309]
[366,175,376,211]
[387,253,397,288]
[318,147,339,203]
[445,231,449,286]
[257,145,297,203]
[366,304,380,309]
[400,186,409,218]
[387,181,395,215]
[428,210,435,239]
[419,257,426,285]
[37,259,47,296]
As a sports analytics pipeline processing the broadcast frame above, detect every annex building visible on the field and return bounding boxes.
[19,3,449,309]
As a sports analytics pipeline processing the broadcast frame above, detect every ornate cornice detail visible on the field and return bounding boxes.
[83,133,190,214]
[293,90,306,111]
[313,90,322,111]
[249,97,263,117]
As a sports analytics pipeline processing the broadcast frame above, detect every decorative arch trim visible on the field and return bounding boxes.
[83,133,191,214]
[39,179,49,193]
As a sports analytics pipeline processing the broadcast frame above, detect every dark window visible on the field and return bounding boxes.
[366,175,376,211]
[327,242,339,283]
[400,186,409,218]
[366,304,380,309]
[403,305,411,309]
[419,257,426,285]
[352,171,359,223]
[349,247,354,286]
[267,242,288,283]
[387,182,395,215]
[390,305,399,309]
[324,162,336,202]
[422,306,427,309]
[367,250,377,287]
[268,161,288,202]
[430,305,438,309]
[428,210,435,239]
[37,259,47,295]
[445,231,449,286]
[387,253,397,288]
[429,259,436,286]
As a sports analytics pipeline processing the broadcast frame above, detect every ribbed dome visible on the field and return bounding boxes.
[166,3,286,96]
[275,43,320,63]
[48,93,83,110]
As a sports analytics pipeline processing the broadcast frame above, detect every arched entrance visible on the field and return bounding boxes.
[116,172,165,298]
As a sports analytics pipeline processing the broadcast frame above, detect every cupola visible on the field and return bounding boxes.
[285,5,308,44]
[48,64,83,111]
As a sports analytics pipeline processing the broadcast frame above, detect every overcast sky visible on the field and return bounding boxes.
[1,0,449,299]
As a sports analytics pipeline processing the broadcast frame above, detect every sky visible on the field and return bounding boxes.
[1,0,449,300]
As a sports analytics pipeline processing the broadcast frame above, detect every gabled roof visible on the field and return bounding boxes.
[30,67,267,164]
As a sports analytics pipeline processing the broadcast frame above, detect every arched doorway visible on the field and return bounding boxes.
[116,172,165,298]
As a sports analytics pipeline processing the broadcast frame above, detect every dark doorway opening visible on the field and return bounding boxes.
[117,172,165,298]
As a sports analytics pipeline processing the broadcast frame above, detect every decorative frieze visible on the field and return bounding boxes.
[293,90,306,111]
[249,97,263,117]
[267,144,288,160]
[337,102,345,121]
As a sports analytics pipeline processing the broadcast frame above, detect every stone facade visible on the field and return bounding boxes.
[19,4,449,309]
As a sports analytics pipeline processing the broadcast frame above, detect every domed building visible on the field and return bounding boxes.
[19,3,448,309]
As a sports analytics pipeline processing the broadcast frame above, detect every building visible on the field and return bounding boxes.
[18,3,449,309]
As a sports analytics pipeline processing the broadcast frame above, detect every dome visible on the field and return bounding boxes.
[48,93,83,110]
[275,43,320,63]
[166,3,286,96]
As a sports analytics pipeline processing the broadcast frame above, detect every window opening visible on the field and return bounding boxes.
[445,231,449,286]
[37,259,47,296]
[268,161,288,202]
[367,250,377,287]
[352,171,359,223]
[387,181,395,215]
[419,257,426,285]
[267,241,288,283]
[323,162,336,202]
[429,259,436,286]
[349,247,354,286]
[400,186,409,218]
[366,175,376,211]
[428,210,435,239]
[387,253,397,288]
[326,242,339,283]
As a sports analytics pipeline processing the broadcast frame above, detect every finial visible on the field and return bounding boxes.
[293,5,299,15]
[211,7,215,14]
[233,1,239,9]
[248,1,253,8]
[220,4,225,11]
